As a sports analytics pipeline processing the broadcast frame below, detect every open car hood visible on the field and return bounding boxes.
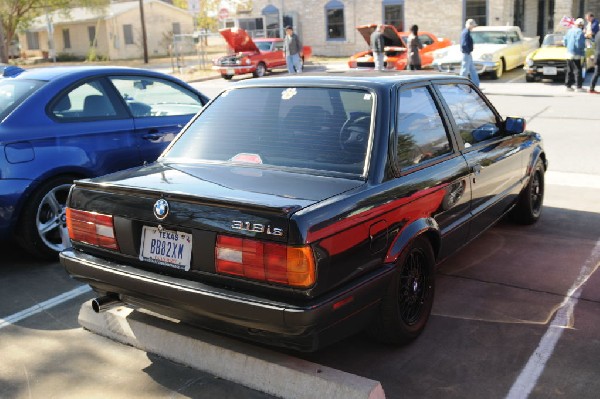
[357,24,404,47]
[219,28,259,53]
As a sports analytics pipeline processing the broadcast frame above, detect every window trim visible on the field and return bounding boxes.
[62,29,71,49]
[382,0,404,32]
[463,0,488,28]
[123,24,134,45]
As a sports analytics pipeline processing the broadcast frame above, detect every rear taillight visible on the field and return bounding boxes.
[66,208,119,250]
[215,235,316,288]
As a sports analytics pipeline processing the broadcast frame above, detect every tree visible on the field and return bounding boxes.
[0,0,108,63]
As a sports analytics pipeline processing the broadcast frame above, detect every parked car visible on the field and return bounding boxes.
[213,28,312,80]
[432,26,539,79]
[0,66,208,259]
[524,32,595,82]
[61,72,547,352]
[348,24,452,70]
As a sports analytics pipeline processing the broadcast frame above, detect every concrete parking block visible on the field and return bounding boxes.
[78,302,385,399]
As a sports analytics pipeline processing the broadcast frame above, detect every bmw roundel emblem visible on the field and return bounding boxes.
[153,199,169,220]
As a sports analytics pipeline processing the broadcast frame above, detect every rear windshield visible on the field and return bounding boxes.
[165,86,375,177]
[0,79,45,120]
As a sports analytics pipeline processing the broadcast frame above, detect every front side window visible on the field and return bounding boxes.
[109,76,204,118]
[166,87,375,177]
[396,86,451,169]
[0,79,45,120]
[436,83,499,147]
[50,80,119,120]
[325,1,345,40]
[465,0,487,27]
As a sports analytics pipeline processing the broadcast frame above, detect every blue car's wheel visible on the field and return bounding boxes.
[17,176,75,259]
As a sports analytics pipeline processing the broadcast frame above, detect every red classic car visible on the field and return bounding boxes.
[213,28,312,80]
[348,24,452,70]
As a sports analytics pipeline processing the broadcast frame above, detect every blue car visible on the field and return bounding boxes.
[0,66,209,259]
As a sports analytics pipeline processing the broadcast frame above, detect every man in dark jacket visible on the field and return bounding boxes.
[589,30,600,93]
[284,26,302,73]
[460,19,480,87]
[370,25,385,71]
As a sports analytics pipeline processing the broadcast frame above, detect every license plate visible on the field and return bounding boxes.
[543,66,557,75]
[227,68,235,75]
[140,226,192,271]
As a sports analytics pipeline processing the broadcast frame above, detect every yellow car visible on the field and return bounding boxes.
[524,33,595,82]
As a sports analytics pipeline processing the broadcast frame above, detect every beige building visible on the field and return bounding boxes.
[18,0,194,60]
[249,0,600,56]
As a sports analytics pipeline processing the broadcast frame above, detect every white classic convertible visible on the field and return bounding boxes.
[432,26,539,79]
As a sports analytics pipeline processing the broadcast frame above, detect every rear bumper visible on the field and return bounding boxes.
[61,249,393,351]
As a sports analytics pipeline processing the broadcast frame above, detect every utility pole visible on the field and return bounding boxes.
[139,0,148,63]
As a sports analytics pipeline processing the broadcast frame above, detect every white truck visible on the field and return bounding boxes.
[432,26,539,79]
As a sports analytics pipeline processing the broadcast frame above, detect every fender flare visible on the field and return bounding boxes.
[384,217,441,264]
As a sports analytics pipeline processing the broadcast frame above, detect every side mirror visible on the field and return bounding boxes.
[504,117,526,134]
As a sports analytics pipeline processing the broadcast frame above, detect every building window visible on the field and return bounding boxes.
[325,0,345,40]
[123,24,134,45]
[513,0,525,30]
[88,26,97,46]
[465,0,487,27]
[26,32,40,50]
[262,5,280,38]
[383,0,404,31]
[62,29,71,49]
[172,22,181,35]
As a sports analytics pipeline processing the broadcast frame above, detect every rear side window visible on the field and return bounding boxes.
[50,79,119,120]
[396,86,451,169]
[0,79,45,120]
[165,87,375,177]
[436,83,499,147]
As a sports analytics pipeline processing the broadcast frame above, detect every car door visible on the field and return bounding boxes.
[434,81,527,238]
[268,41,287,68]
[395,83,472,259]
[48,77,140,174]
[108,75,205,163]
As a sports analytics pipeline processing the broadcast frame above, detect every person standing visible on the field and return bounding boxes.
[585,12,599,40]
[370,24,385,71]
[284,26,302,74]
[406,24,423,70]
[460,19,480,87]
[589,30,600,93]
[564,18,586,92]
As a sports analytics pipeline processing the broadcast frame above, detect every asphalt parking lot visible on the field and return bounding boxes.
[1,67,600,399]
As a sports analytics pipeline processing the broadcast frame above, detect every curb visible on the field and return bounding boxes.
[78,302,385,399]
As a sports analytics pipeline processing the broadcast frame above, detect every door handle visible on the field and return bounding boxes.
[471,164,481,183]
[142,129,161,141]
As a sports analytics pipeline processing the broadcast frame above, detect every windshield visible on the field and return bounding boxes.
[542,34,564,47]
[471,31,509,45]
[255,42,272,51]
[0,79,45,120]
[165,86,375,177]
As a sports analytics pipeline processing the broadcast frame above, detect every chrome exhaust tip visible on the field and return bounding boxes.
[92,295,121,313]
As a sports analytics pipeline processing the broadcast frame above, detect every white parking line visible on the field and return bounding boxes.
[505,238,600,399]
[0,285,92,330]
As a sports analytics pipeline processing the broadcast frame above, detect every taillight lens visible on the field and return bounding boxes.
[215,235,316,288]
[66,208,119,250]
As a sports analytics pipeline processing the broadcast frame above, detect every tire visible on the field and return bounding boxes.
[525,74,535,82]
[16,176,75,259]
[510,158,545,225]
[253,62,266,78]
[368,237,435,345]
[491,59,505,79]
[222,74,233,80]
